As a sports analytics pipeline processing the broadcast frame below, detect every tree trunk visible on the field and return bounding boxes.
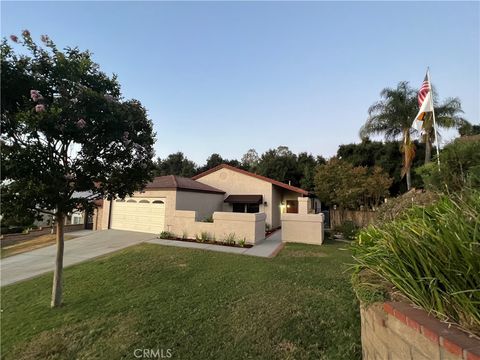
[425,138,432,164]
[51,213,65,308]
[406,168,412,190]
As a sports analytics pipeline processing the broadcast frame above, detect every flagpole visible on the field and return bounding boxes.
[427,68,441,168]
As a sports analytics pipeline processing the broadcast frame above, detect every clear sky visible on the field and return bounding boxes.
[2,1,479,165]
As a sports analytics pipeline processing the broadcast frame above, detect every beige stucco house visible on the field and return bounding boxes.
[95,175,225,233]
[94,164,319,243]
[192,164,318,228]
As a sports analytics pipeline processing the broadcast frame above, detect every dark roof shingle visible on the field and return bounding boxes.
[145,175,225,194]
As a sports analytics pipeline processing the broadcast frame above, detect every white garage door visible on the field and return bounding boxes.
[110,198,165,234]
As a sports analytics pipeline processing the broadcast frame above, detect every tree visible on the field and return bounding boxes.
[314,158,392,211]
[297,152,320,192]
[197,153,242,173]
[421,94,465,163]
[314,158,366,210]
[361,82,466,190]
[154,152,197,177]
[458,121,480,137]
[364,166,393,208]
[241,148,259,172]
[1,32,155,307]
[417,136,480,192]
[257,146,299,186]
[360,82,418,190]
[338,138,425,195]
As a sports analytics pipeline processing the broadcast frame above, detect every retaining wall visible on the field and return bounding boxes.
[361,302,480,360]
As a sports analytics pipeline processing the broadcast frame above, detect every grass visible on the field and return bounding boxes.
[1,240,360,360]
[1,234,77,258]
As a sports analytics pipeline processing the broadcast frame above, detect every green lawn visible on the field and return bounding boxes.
[1,241,361,360]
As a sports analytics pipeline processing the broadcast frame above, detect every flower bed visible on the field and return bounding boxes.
[158,231,253,249]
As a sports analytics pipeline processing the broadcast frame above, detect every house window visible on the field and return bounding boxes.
[232,203,245,213]
[286,200,298,213]
[232,203,260,213]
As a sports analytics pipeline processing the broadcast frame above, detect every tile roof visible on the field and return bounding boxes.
[145,175,225,194]
[192,164,309,196]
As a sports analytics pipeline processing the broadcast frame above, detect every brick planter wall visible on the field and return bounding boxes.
[361,302,480,360]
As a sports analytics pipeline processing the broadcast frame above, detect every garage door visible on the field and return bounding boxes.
[110,198,165,234]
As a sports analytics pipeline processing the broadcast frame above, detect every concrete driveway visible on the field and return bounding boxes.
[1,230,156,287]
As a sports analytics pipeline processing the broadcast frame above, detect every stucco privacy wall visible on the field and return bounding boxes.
[175,191,224,221]
[195,167,275,226]
[168,210,266,244]
[281,213,324,245]
[281,198,324,245]
[361,302,480,360]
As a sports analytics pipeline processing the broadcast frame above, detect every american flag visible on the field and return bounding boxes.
[418,74,430,107]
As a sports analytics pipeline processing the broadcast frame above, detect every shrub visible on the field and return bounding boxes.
[417,136,480,192]
[182,230,188,240]
[352,190,480,335]
[374,189,439,225]
[238,238,246,247]
[202,216,214,223]
[199,231,211,242]
[333,221,358,240]
[223,233,237,245]
[159,231,175,240]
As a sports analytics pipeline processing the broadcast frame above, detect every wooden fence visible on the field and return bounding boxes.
[330,209,377,229]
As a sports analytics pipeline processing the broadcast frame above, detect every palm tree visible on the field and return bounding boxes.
[360,82,417,190]
[421,95,465,163]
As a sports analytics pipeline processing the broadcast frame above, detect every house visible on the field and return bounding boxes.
[94,164,319,239]
[95,175,225,233]
[192,164,319,228]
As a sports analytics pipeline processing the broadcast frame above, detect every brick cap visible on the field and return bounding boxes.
[383,302,480,357]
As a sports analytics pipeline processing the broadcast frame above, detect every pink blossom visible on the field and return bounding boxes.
[22,30,30,37]
[10,35,18,43]
[30,90,43,102]
[76,119,86,129]
[41,35,49,43]
[35,104,45,112]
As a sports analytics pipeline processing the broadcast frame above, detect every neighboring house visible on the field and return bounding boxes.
[193,164,319,228]
[95,164,319,234]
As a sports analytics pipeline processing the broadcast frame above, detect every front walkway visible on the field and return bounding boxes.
[1,230,154,287]
[146,230,284,258]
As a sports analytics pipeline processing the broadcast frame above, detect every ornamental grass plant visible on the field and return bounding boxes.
[352,189,480,335]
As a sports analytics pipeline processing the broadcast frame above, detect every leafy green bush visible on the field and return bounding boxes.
[202,216,214,223]
[417,136,480,192]
[159,231,175,239]
[352,190,480,334]
[334,221,359,240]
